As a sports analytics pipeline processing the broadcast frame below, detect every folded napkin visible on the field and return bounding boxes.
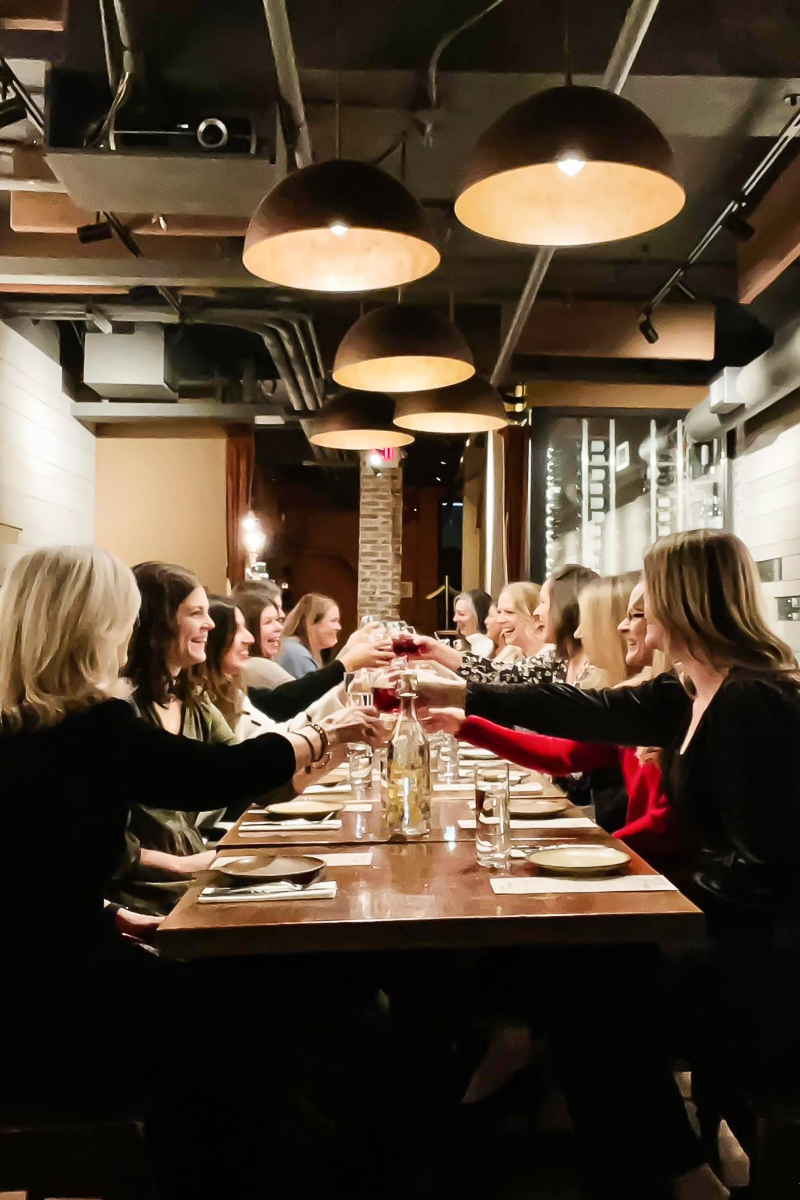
[239,818,343,832]
[458,817,595,831]
[199,880,338,904]
[343,802,373,812]
[303,783,353,795]
[490,875,677,895]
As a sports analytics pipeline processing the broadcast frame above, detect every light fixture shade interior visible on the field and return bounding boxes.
[456,85,685,247]
[393,376,508,434]
[308,391,414,449]
[333,304,475,393]
[243,159,440,292]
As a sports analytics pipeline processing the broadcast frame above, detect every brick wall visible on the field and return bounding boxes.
[358,456,402,620]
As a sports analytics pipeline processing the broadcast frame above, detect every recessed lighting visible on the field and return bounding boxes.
[557,154,586,177]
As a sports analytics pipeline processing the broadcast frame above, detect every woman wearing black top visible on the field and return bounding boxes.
[418,530,800,1200]
[0,545,382,1199]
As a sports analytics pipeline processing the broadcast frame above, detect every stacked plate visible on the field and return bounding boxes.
[263,798,345,822]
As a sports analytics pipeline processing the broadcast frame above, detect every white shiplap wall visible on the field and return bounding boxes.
[734,392,800,653]
[0,321,95,579]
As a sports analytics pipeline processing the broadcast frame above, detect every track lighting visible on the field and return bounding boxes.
[721,212,755,242]
[674,278,697,301]
[639,314,659,345]
[77,219,114,245]
[0,97,27,129]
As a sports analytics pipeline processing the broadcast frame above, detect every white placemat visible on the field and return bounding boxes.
[212,851,372,869]
[239,818,343,832]
[491,875,677,895]
[343,802,374,812]
[303,783,353,794]
[199,880,338,904]
[458,817,596,831]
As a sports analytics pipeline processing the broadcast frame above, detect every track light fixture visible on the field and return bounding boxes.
[0,96,27,129]
[721,212,755,242]
[674,278,697,301]
[77,219,114,245]
[638,313,659,345]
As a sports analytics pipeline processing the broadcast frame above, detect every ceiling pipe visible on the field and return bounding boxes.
[490,0,662,388]
[262,0,313,169]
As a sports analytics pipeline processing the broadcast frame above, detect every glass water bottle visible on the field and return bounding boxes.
[383,672,431,838]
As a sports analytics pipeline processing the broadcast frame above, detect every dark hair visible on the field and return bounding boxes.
[201,597,243,726]
[127,562,203,707]
[549,564,600,661]
[232,582,281,658]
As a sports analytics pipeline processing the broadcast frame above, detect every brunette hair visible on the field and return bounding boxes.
[0,545,140,732]
[202,597,243,726]
[233,582,281,658]
[455,589,493,634]
[282,592,337,666]
[577,575,630,687]
[644,530,799,678]
[127,561,203,708]
[549,564,600,661]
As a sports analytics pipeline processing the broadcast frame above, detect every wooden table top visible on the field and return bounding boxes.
[158,837,703,961]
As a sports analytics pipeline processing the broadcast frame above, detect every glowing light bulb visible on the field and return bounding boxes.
[329,221,349,237]
[557,155,586,178]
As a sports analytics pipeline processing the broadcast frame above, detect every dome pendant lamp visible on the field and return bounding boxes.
[455,84,684,247]
[243,159,440,292]
[308,391,414,450]
[393,375,508,435]
[333,304,475,393]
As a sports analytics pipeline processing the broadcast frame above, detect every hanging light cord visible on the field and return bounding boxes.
[562,0,573,86]
[425,0,508,143]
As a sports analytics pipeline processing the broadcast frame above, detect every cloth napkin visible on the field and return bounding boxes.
[490,875,677,895]
[239,818,343,832]
[458,817,595,831]
[199,880,338,904]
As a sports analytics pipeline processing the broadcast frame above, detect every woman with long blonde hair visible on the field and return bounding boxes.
[415,530,800,1200]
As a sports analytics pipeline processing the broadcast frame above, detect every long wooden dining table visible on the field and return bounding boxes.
[158,768,703,960]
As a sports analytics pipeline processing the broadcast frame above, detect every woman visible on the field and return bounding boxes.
[235,581,294,690]
[573,574,632,689]
[0,545,382,1198]
[418,530,800,1199]
[453,589,494,657]
[276,593,343,679]
[484,599,509,660]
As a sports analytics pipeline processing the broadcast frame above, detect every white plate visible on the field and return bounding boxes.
[458,747,499,760]
[527,843,630,877]
[462,767,530,786]
[265,798,345,821]
[508,797,568,819]
[216,854,325,884]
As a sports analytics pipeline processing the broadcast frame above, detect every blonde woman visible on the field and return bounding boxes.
[0,545,383,1198]
[416,530,800,1200]
[572,573,636,689]
[276,593,342,679]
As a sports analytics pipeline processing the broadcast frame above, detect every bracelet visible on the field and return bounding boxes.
[312,750,332,773]
[308,722,330,760]
[294,731,316,767]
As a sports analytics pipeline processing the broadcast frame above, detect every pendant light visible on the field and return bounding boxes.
[393,375,508,435]
[243,159,440,292]
[333,304,475,393]
[308,390,415,450]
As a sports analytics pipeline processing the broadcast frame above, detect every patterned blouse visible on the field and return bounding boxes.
[459,644,569,686]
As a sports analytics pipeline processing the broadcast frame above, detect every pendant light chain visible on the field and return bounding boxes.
[334,0,342,159]
[563,0,573,86]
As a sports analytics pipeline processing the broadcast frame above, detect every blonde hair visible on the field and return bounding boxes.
[282,592,337,665]
[644,529,798,677]
[0,545,140,732]
[577,575,630,687]
[500,581,541,618]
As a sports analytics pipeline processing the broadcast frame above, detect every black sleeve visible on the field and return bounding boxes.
[465,673,690,748]
[98,701,298,812]
[249,661,345,722]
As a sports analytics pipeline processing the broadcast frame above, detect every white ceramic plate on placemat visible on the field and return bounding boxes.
[508,797,568,819]
[528,844,630,877]
[216,855,325,884]
[265,798,345,821]
[459,747,500,761]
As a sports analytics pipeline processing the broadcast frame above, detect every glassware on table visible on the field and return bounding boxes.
[382,672,431,838]
[474,763,510,867]
[372,657,407,715]
[390,622,423,659]
[346,668,374,707]
[348,743,373,799]
[437,733,461,785]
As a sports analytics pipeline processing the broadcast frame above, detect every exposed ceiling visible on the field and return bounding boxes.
[0,0,797,483]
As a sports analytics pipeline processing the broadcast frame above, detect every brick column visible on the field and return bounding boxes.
[358,454,403,620]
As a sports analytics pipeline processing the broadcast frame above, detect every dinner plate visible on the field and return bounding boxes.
[264,798,346,821]
[527,844,630,876]
[216,855,325,884]
[508,797,568,819]
[462,767,530,785]
[458,747,499,760]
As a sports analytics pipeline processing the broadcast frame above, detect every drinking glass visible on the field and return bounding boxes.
[474,763,510,868]
[438,733,461,785]
[348,743,373,800]
[346,668,374,707]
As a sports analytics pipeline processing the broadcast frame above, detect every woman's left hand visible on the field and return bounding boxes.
[420,707,467,737]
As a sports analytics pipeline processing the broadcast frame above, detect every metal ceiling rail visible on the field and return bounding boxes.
[490,0,662,388]
[262,0,313,169]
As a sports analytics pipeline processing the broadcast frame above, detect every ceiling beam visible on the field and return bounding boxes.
[510,300,715,361]
[0,0,67,30]
[9,192,249,236]
[523,381,705,409]
[72,401,297,425]
[738,151,800,303]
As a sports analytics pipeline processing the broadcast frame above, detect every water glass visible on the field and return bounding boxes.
[346,668,374,707]
[348,743,373,799]
[438,734,461,784]
[474,763,510,868]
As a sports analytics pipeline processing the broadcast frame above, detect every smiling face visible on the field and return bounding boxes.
[454,596,477,638]
[222,608,255,677]
[496,588,538,652]
[172,586,213,671]
[618,580,651,671]
[313,604,341,652]
[259,603,283,658]
[532,577,554,644]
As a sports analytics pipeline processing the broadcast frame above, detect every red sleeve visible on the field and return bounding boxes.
[611,751,685,857]
[458,715,618,775]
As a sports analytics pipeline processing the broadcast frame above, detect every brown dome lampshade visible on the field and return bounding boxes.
[455,85,684,248]
[393,375,508,435]
[243,159,440,292]
[333,304,475,393]
[308,391,415,450]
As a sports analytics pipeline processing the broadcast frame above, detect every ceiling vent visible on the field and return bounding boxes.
[84,326,177,399]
